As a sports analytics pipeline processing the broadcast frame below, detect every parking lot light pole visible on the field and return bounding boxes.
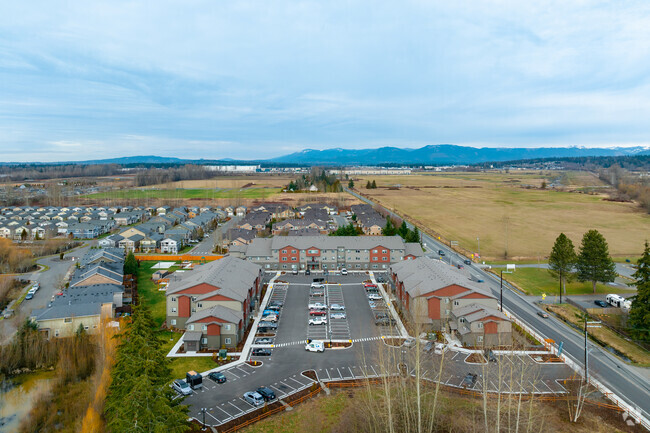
[500,270,503,312]
[201,407,207,431]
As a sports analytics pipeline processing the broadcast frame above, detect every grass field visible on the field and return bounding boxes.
[160,333,218,378]
[546,303,650,366]
[86,187,281,200]
[498,268,634,297]
[145,175,294,190]
[136,261,170,328]
[355,171,649,260]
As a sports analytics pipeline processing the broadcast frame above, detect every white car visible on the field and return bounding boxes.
[368,293,382,301]
[434,343,446,355]
[340,268,348,275]
[309,317,327,326]
[330,304,345,311]
[308,302,327,310]
[330,312,346,320]
[310,282,325,289]
[305,340,325,352]
[264,314,279,322]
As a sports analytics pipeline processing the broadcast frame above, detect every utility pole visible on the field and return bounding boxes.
[559,268,562,305]
[584,319,601,382]
[500,270,503,312]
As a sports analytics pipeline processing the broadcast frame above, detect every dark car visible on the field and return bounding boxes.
[375,317,396,326]
[305,268,311,275]
[594,300,608,308]
[269,300,284,308]
[266,305,281,312]
[457,264,464,269]
[438,250,445,256]
[423,341,434,353]
[462,373,478,388]
[464,259,472,265]
[375,312,389,319]
[486,350,497,363]
[208,372,227,383]
[256,386,276,401]
[537,311,549,319]
[252,348,272,356]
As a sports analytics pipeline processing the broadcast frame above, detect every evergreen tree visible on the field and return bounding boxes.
[548,233,577,296]
[366,181,372,189]
[576,229,617,293]
[406,226,420,244]
[628,241,650,342]
[397,221,409,239]
[382,218,397,236]
[105,306,189,433]
[124,252,138,276]
[348,179,354,189]
[371,180,377,189]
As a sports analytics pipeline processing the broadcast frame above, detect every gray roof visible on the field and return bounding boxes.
[390,257,490,298]
[183,331,203,341]
[240,235,408,257]
[70,261,124,286]
[80,248,124,267]
[452,304,508,322]
[186,304,243,325]
[405,243,424,257]
[166,256,261,302]
[31,284,123,321]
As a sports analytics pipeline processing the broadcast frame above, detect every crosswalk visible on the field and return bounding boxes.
[273,340,307,348]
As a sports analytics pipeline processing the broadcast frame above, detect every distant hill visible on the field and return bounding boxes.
[76,155,189,165]
[269,145,649,165]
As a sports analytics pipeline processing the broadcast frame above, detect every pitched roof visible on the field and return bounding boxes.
[186,304,243,325]
[166,256,261,302]
[31,284,123,321]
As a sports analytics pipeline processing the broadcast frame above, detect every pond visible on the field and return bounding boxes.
[0,371,54,433]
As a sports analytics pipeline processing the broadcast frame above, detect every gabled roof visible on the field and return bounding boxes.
[166,256,260,302]
[186,304,243,325]
[70,262,124,286]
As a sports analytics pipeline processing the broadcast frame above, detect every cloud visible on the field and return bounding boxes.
[0,1,649,161]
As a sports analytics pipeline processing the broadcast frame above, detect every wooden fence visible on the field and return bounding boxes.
[134,254,223,262]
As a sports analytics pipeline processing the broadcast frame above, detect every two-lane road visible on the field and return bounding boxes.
[345,187,650,422]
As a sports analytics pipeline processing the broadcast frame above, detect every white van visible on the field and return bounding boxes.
[606,294,625,308]
[305,340,325,353]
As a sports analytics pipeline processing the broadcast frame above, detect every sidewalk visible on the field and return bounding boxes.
[369,272,408,338]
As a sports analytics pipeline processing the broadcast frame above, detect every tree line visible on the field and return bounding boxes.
[383,218,421,244]
[549,231,650,342]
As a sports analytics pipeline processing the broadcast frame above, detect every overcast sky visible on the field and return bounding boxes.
[1,1,650,161]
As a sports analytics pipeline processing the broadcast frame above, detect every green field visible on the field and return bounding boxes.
[160,333,218,378]
[136,261,170,327]
[500,267,634,297]
[85,187,281,200]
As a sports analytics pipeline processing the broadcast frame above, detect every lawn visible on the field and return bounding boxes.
[545,303,650,366]
[499,267,634,297]
[159,333,220,379]
[136,261,168,328]
[354,172,649,260]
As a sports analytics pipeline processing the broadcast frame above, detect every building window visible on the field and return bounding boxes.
[202,325,208,331]
[372,264,378,269]
[373,249,378,253]
[372,257,378,261]
[84,326,89,330]
[454,301,459,306]
[171,307,177,313]
[355,264,361,268]
[225,337,232,345]
[444,298,449,304]
[460,317,465,323]
[382,257,387,261]
[282,264,287,269]
[445,309,450,315]
[64,317,72,323]
[191,308,196,313]
[191,296,197,302]
[188,324,194,331]
[308,249,318,254]
[202,338,208,345]
[477,336,483,343]
[282,249,286,253]
[382,250,387,254]
[54,330,59,337]
[197,303,203,308]
[291,257,297,261]
[478,322,484,329]
[282,257,287,261]
[224,324,231,331]
[171,319,176,326]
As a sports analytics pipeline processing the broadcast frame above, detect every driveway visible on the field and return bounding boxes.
[190,216,241,255]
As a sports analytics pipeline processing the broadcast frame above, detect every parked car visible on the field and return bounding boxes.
[311,282,325,289]
[309,317,327,326]
[330,304,345,311]
[268,300,284,308]
[263,309,279,317]
[423,341,434,353]
[340,268,348,275]
[258,321,278,329]
[308,302,327,310]
[243,391,265,406]
[172,379,192,396]
[486,350,497,363]
[305,340,325,352]
[24,293,33,300]
[403,337,416,348]
[368,301,377,309]
[376,275,385,283]
[368,293,382,301]
[537,311,549,319]
[264,314,279,322]
[462,373,478,388]
[266,305,281,312]
[254,337,273,345]
[375,317,396,326]
[594,300,608,308]
[256,387,276,401]
[434,343,446,355]
[330,312,347,320]
[310,291,324,297]
[292,268,298,275]
[375,312,389,319]
[208,372,227,383]
[309,309,327,316]
[457,264,464,269]
[476,279,485,283]
[364,283,378,289]
[3,309,14,319]
[305,268,311,275]
[252,348,272,356]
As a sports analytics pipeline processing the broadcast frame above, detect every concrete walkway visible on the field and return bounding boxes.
[369,272,408,338]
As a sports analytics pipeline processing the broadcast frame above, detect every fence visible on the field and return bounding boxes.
[134,254,223,262]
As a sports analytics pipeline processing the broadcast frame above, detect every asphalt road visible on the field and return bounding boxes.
[190,216,241,255]
[345,187,650,422]
[1,244,91,344]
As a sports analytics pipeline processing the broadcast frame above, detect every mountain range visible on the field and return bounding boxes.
[3,145,649,166]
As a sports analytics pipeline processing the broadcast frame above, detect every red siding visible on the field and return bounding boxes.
[207,323,221,336]
[428,297,441,320]
[179,296,191,317]
[369,245,391,263]
[305,247,321,257]
[174,283,220,295]
[484,321,498,334]
[461,292,492,299]
[279,246,300,264]
[422,284,470,298]
[200,294,236,302]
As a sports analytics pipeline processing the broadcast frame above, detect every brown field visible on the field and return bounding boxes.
[354,171,649,260]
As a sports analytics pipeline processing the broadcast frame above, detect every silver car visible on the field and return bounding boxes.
[172,379,192,396]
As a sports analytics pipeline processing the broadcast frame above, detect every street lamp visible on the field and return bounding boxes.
[201,407,207,431]
[584,320,601,383]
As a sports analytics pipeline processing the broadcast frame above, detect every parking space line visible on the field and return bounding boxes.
[228,370,240,379]
[215,406,232,420]
[269,385,287,398]
[370,365,378,376]
[228,402,244,415]
[280,380,297,391]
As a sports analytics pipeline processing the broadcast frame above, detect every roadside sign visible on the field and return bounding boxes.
[558,341,564,357]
